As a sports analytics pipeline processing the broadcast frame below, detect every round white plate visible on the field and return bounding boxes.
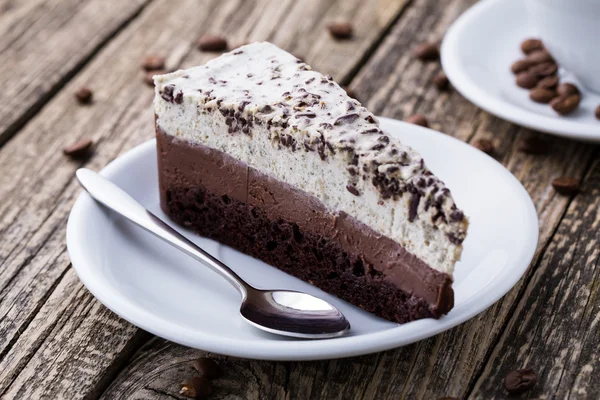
[66,117,538,361]
[441,0,600,141]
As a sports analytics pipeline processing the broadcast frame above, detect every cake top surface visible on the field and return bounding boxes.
[154,42,467,245]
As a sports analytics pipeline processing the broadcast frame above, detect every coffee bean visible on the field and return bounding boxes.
[192,357,223,380]
[473,138,494,154]
[413,42,439,61]
[180,376,212,398]
[511,59,534,74]
[504,368,538,395]
[521,38,544,55]
[526,49,553,64]
[595,105,600,120]
[516,72,539,89]
[328,22,353,39]
[552,177,580,195]
[197,35,227,51]
[557,82,580,97]
[529,87,557,103]
[141,55,165,71]
[144,69,167,87]
[74,87,93,104]
[536,75,559,90]
[63,138,93,158]
[519,137,547,154]
[406,114,428,127]
[530,62,558,78]
[551,94,581,115]
[433,72,450,91]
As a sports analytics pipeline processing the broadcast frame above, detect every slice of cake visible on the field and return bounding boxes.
[153,42,468,323]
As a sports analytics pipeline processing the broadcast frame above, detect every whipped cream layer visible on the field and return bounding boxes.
[153,42,468,274]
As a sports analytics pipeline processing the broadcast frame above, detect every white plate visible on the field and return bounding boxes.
[441,0,600,141]
[66,117,538,361]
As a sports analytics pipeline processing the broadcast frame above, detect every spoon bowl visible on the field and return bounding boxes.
[240,289,350,339]
[75,168,350,339]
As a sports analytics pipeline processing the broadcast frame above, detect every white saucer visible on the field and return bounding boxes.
[441,0,600,141]
[66,117,538,361]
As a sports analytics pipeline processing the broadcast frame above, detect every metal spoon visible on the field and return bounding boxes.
[76,168,350,339]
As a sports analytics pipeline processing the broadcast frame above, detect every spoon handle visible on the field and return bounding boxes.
[75,168,249,296]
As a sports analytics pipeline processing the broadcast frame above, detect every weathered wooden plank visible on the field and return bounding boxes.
[470,155,600,399]
[0,0,409,398]
[100,0,599,399]
[0,0,151,146]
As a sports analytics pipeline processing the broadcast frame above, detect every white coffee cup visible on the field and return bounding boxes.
[525,0,600,94]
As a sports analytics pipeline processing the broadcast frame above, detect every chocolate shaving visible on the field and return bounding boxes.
[334,113,359,125]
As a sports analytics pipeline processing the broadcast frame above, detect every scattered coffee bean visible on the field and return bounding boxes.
[433,72,450,91]
[413,42,439,61]
[141,55,165,71]
[530,62,558,78]
[406,114,429,127]
[192,357,223,380]
[74,87,93,104]
[197,35,228,51]
[327,22,353,39]
[180,376,212,399]
[550,94,581,115]
[144,69,167,87]
[595,105,600,120]
[557,82,580,97]
[504,368,538,395]
[473,138,494,154]
[536,75,559,90]
[516,72,539,89]
[519,137,547,154]
[521,38,544,55]
[529,87,557,104]
[526,49,553,64]
[552,177,580,195]
[63,138,93,158]
[511,59,534,74]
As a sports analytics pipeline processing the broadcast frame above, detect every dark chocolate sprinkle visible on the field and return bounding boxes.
[334,113,359,125]
[346,184,360,196]
[161,84,175,102]
[233,50,243,55]
[408,192,421,222]
[450,210,464,221]
[447,233,463,245]
[296,112,316,118]
[259,105,273,113]
[174,91,183,104]
[365,115,377,123]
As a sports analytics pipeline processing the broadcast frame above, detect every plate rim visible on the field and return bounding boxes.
[441,0,600,142]
[66,117,539,361]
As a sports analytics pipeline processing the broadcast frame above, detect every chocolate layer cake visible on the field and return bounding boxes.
[153,42,468,323]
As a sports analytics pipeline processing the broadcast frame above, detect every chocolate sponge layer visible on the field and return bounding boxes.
[156,128,454,323]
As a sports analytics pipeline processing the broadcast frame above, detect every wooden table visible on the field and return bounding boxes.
[0,0,598,398]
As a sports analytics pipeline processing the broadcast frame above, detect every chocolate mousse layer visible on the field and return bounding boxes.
[157,128,454,323]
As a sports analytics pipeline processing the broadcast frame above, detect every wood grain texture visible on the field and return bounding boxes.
[101,0,599,399]
[0,0,408,398]
[471,154,600,399]
[0,0,151,146]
